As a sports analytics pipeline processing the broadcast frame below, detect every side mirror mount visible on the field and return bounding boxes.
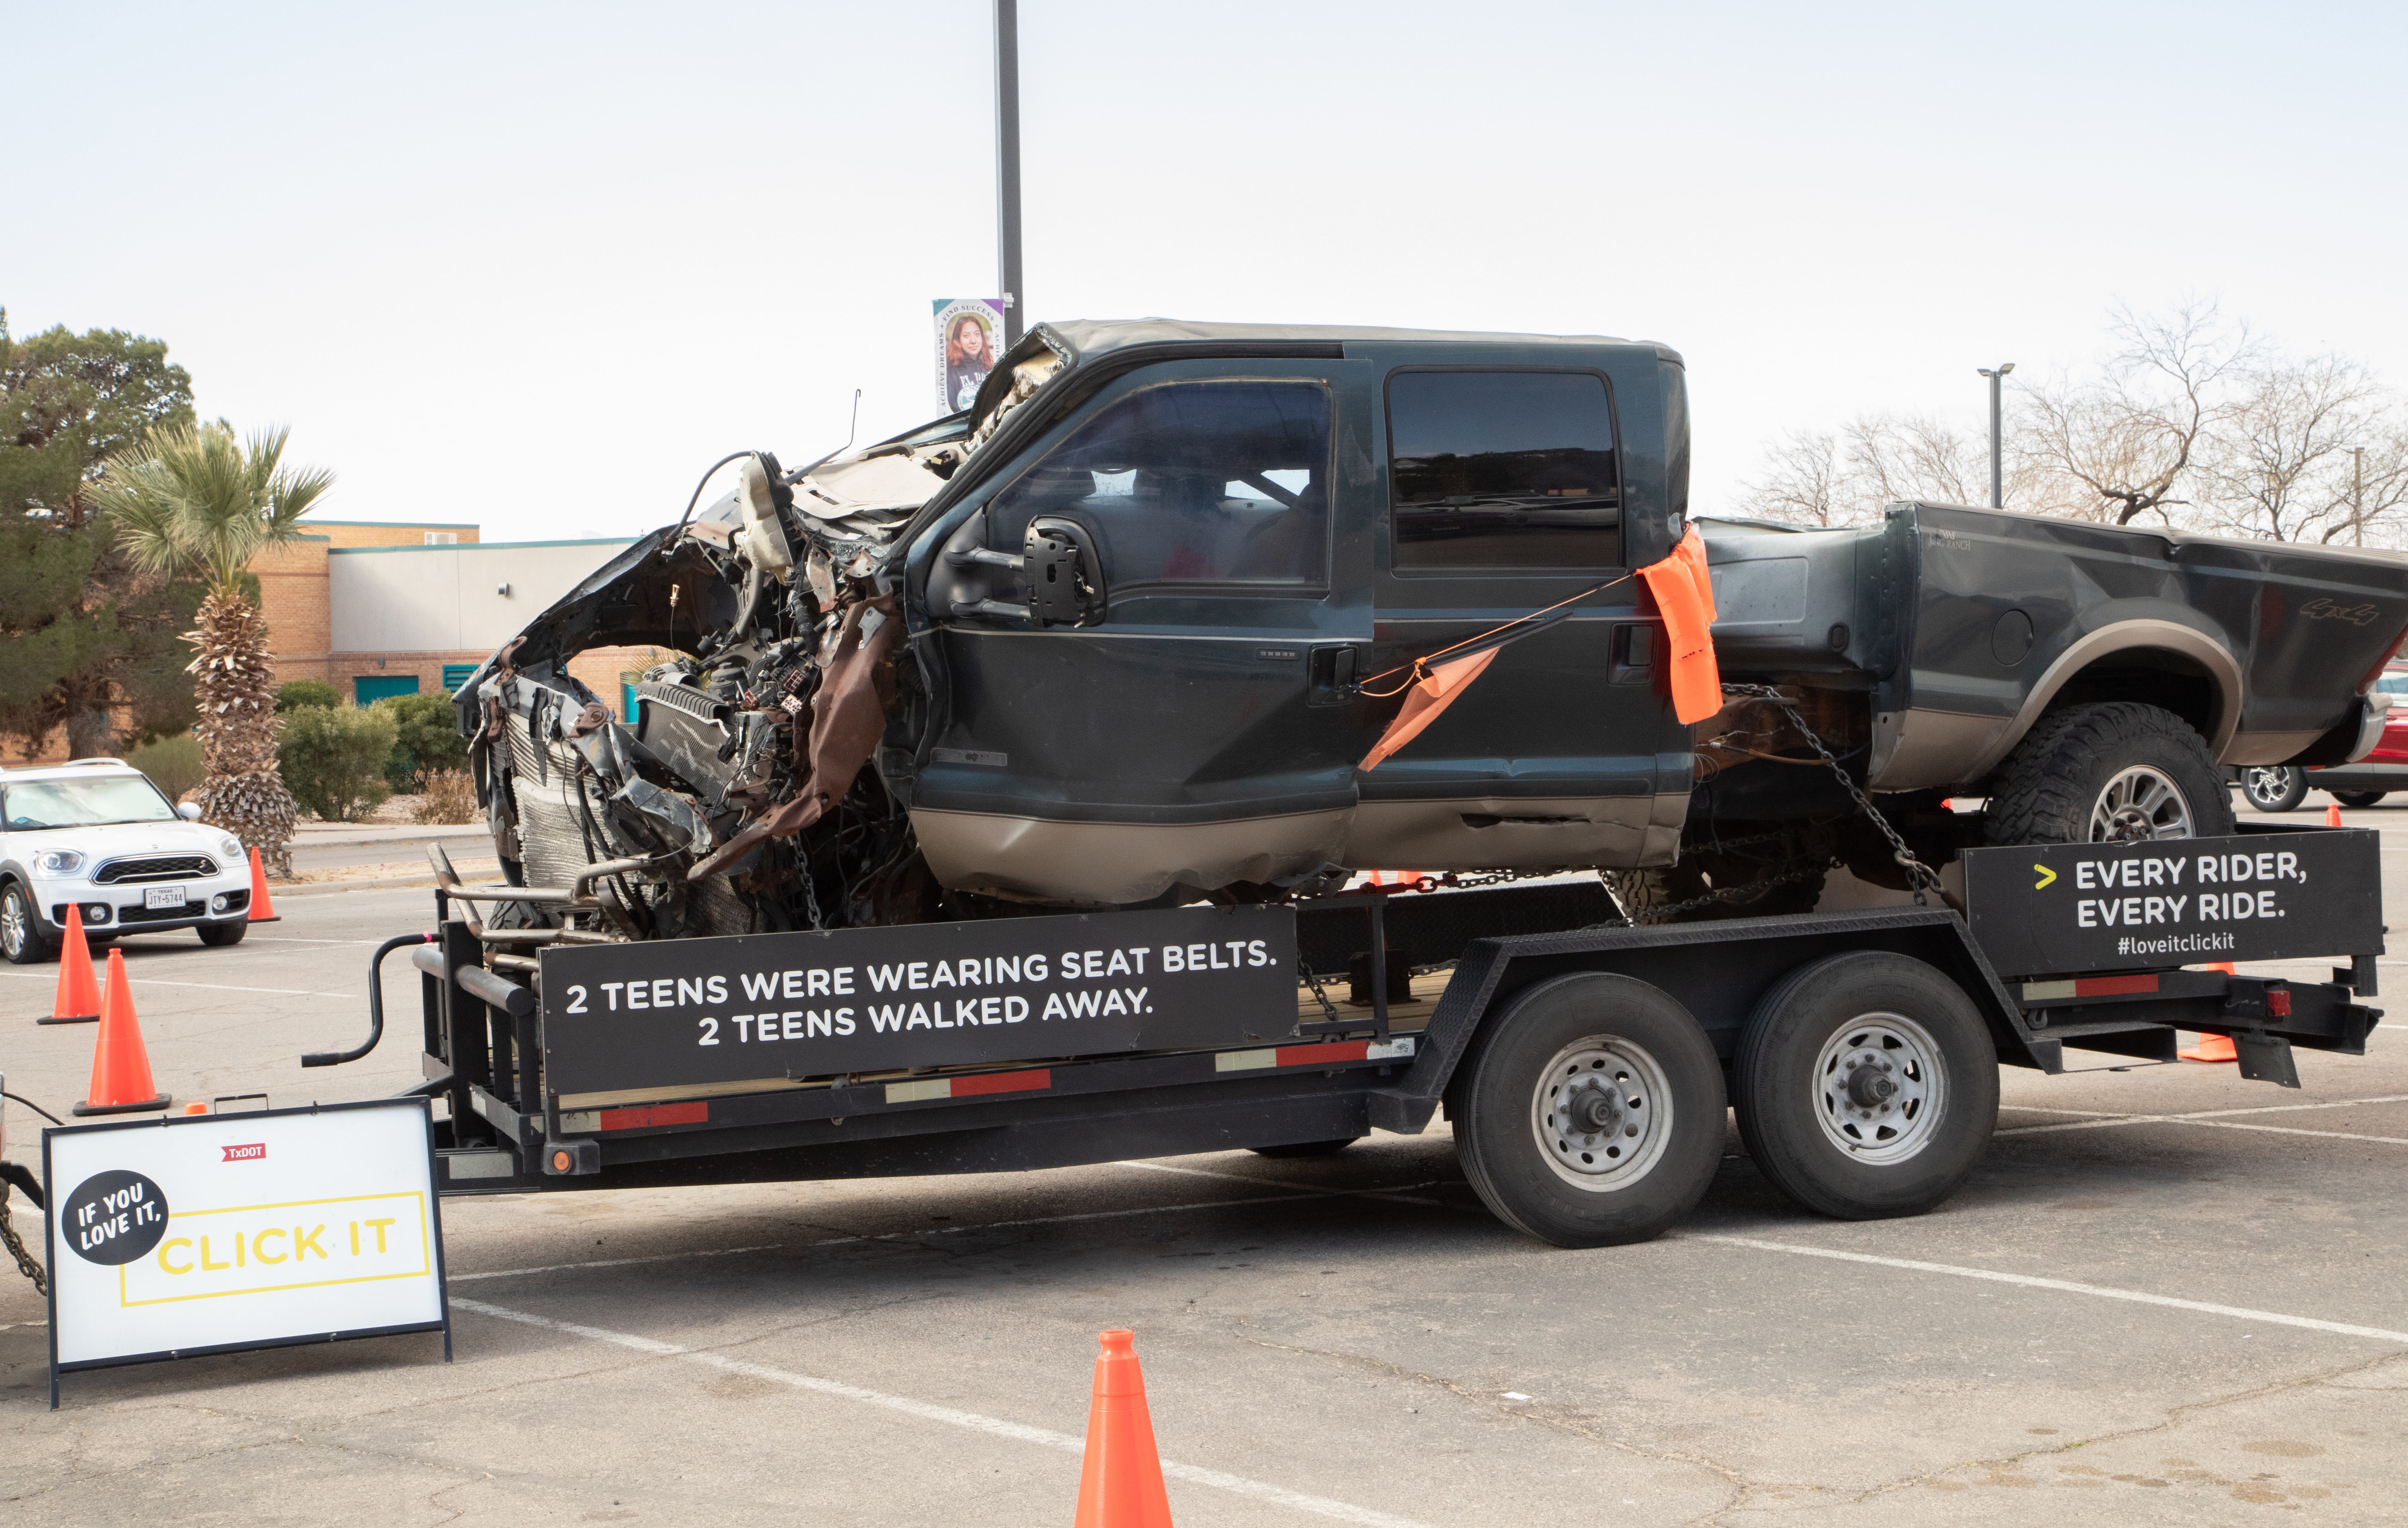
[944,516,1107,627]
[1024,518,1105,627]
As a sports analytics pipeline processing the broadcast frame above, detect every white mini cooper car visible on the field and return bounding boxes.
[0,759,257,964]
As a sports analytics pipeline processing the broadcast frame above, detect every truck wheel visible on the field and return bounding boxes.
[2237,765,2309,813]
[1733,951,1998,1219]
[1249,1138,1358,1158]
[2331,791,2388,808]
[1983,702,2234,845]
[1452,973,1724,1247]
[0,883,56,965]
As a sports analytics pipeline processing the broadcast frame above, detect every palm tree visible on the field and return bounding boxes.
[92,424,332,876]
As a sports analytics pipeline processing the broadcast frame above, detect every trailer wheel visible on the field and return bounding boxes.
[1453,974,1724,1247]
[1733,951,1998,1220]
[1984,702,2233,845]
[1249,1138,1358,1158]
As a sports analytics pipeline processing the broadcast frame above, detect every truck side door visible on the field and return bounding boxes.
[1344,347,1691,872]
[909,357,1380,905]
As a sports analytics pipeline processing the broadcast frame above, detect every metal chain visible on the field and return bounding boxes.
[803,864,825,931]
[0,1196,46,1294]
[1717,684,1946,905]
[1298,961,1342,1023]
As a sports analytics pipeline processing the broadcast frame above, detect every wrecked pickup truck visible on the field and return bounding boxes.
[451,319,2408,937]
[350,320,2401,1244]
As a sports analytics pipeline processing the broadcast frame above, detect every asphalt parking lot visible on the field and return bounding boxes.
[4,798,2406,1525]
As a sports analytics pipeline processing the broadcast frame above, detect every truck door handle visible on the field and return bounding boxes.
[1309,644,1362,705]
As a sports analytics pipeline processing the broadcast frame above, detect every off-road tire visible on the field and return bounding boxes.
[0,883,56,965]
[1248,1138,1358,1158]
[1733,951,1999,1220]
[2237,765,2309,813]
[1452,973,1724,1247]
[1604,860,1826,925]
[2331,791,2389,808]
[198,921,249,948]
[1983,702,2233,845]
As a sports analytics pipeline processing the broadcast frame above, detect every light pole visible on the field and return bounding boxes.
[994,0,1024,348]
[1977,362,2015,509]
[2353,445,2366,547]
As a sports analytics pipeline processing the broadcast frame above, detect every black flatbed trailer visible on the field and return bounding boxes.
[316,824,2385,1246]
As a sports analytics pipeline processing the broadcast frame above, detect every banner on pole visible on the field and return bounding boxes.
[44,1097,452,1404]
[935,298,1006,413]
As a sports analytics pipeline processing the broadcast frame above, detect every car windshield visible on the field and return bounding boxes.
[3,775,178,830]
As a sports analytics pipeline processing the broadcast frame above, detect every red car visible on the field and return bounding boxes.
[2238,667,2408,810]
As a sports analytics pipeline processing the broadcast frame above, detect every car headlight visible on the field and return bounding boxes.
[34,849,86,876]
[215,834,243,862]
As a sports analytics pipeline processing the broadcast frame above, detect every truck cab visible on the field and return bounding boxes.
[897,321,1696,906]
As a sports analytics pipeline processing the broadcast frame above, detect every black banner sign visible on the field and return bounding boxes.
[537,904,1300,1097]
[1962,829,2383,979]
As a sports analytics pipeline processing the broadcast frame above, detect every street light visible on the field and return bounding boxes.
[1977,362,2016,509]
[994,0,1024,348]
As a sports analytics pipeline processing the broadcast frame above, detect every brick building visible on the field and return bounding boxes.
[256,518,667,716]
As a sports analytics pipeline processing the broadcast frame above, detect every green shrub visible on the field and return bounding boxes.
[374,692,469,791]
[278,704,399,822]
[276,679,344,713]
[126,731,204,803]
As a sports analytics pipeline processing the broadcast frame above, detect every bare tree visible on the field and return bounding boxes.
[2015,300,2254,525]
[1739,429,1846,525]
[2195,354,2386,543]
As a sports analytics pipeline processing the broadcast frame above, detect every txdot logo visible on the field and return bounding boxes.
[222,1143,266,1162]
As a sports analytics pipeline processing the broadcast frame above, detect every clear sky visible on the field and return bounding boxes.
[10,1,2404,540]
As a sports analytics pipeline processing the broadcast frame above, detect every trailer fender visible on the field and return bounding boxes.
[1368,907,2045,1133]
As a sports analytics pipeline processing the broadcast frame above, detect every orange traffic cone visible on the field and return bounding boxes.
[72,948,170,1115]
[246,845,281,923]
[2182,963,2240,1063]
[2327,802,2344,827]
[40,903,103,1026]
[1072,1330,1174,1528]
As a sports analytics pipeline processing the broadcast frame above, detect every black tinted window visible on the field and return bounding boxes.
[1388,370,1620,569]
[990,379,1330,588]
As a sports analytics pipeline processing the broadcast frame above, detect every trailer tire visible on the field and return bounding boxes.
[1734,951,1997,1220]
[1249,1138,1358,1158]
[1984,702,2233,845]
[1452,973,1724,1248]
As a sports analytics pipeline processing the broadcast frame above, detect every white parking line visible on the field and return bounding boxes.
[1701,1236,2408,1345]
[1998,1093,2408,1138]
[0,970,352,999]
[450,1297,1433,1528]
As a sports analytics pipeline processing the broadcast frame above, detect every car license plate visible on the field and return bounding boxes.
[144,885,187,910]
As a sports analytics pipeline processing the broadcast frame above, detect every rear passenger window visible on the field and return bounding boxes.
[1387,370,1620,570]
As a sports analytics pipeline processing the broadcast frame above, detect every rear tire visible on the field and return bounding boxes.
[0,883,56,965]
[197,921,248,947]
[2331,791,2388,808]
[2238,765,2308,813]
[1984,702,2233,845]
[1248,1138,1357,1158]
[1733,952,1999,1219]
[1453,973,1724,1247]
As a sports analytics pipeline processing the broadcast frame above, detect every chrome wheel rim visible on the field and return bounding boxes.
[2240,767,2291,808]
[2090,765,2195,841]
[0,892,23,958]
[1531,1036,1673,1191]
[1812,1011,1946,1164]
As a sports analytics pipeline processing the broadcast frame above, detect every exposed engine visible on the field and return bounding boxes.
[454,420,981,940]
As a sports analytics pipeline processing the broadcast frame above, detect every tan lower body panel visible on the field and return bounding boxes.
[912,805,1352,904]
[1341,793,1685,872]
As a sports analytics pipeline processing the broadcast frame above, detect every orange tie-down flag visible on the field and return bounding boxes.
[1638,524,1722,724]
[1358,526,1721,772]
